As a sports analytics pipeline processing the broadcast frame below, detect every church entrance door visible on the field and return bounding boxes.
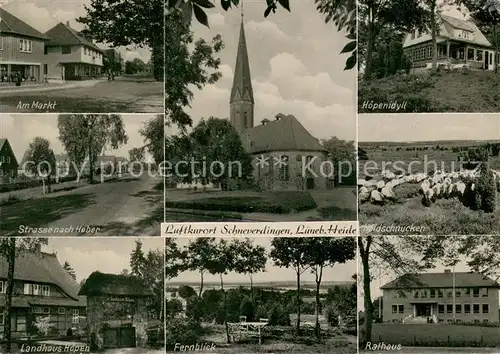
[306,178,315,190]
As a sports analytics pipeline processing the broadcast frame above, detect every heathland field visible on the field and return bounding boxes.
[371,323,500,347]
[358,141,500,235]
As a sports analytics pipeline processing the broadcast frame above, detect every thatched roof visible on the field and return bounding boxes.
[78,271,153,297]
[0,250,86,307]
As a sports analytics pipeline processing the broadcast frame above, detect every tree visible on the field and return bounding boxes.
[231,238,267,308]
[128,147,146,163]
[321,137,356,186]
[305,238,356,338]
[166,9,223,129]
[358,0,428,80]
[58,114,128,184]
[204,239,235,343]
[187,117,253,188]
[139,115,164,164]
[129,240,164,319]
[165,238,187,280]
[23,137,56,193]
[63,261,77,281]
[168,0,358,71]
[457,0,500,73]
[187,238,217,296]
[315,0,357,70]
[270,238,313,333]
[78,0,164,80]
[0,238,48,353]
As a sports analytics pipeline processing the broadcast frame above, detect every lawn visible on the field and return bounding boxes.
[0,193,96,236]
[167,191,318,214]
[358,71,500,113]
[168,324,357,353]
[371,323,500,347]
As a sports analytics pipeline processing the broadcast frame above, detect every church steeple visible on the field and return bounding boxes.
[230,11,254,133]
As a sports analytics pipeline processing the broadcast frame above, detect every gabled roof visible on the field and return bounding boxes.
[45,22,103,53]
[0,8,48,40]
[230,20,254,104]
[381,272,500,289]
[0,250,86,306]
[79,272,153,297]
[0,138,19,167]
[240,114,327,154]
[403,14,492,48]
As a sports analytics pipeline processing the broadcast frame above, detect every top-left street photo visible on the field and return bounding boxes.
[0,0,164,113]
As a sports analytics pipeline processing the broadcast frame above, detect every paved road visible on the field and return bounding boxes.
[1,175,163,236]
[0,79,163,113]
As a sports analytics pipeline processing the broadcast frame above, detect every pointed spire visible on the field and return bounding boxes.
[230,12,254,104]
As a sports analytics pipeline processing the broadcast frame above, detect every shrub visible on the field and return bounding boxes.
[185,295,203,321]
[165,317,202,350]
[268,304,290,326]
[239,296,255,322]
[178,285,197,299]
[476,164,497,213]
[166,298,183,318]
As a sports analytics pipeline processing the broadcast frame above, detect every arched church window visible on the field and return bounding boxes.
[279,155,289,181]
[244,112,248,127]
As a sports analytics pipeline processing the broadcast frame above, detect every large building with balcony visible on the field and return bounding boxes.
[0,8,49,82]
[0,245,87,338]
[403,14,498,72]
[44,21,104,81]
[381,269,500,324]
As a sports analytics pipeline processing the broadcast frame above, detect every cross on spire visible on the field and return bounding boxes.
[241,0,244,19]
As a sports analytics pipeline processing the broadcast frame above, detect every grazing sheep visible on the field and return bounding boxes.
[359,186,370,203]
[371,190,384,203]
[420,180,431,195]
[422,188,435,207]
[381,185,396,200]
[432,183,443,199]
[376,180,385,189]
[453,181,466,197]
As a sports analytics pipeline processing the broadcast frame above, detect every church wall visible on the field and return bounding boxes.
[251,150,329,191]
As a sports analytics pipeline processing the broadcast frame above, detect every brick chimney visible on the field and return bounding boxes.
[66,21,70,27]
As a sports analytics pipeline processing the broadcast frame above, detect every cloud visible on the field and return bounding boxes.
[269,52,308,77]
[209,13,226,28]
[246,20,288,39]
[269,53,353,107]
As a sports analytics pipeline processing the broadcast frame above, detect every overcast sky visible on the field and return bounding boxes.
[2,0,151,63]
[0,114,156,162]
[357,257,492,311]
[168,237,357,284]
[178,2,356,141]
[42,237,163,283]
[359,113,500,142]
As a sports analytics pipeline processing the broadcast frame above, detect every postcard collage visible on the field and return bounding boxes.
[0,0,499,353]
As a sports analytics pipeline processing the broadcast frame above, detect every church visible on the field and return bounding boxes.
[229,16,332,191]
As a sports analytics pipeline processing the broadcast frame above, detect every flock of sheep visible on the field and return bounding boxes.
[357,166,496,207]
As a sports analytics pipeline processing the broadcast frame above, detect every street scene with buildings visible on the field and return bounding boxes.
[0,114,164,236]
[0,1,163,113]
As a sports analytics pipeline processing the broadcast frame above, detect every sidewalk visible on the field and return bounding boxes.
[0,79,104,94]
